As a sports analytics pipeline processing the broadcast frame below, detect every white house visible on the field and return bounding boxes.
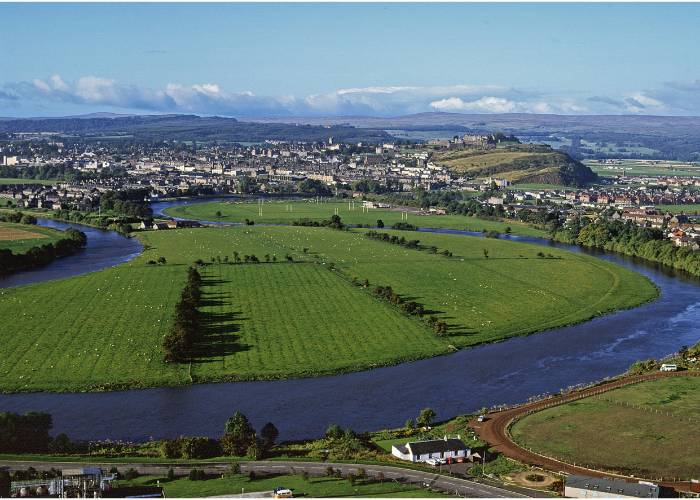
[391,437,469,463]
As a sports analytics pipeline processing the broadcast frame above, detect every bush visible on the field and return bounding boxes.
[124,468,139,481]
[180,437,222,459]
[188,469,207,481]
[160,439,181,459]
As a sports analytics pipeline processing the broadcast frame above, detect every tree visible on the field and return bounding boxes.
[376,219,384,228]
[325,423,344,440]
[260,422,279,449]
[215,210,222,218]
[404,418,415,431]
[417,408,436,428]
[222,411,256,456]
[483,249,489,259]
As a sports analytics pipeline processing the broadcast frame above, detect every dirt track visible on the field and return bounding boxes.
[471,371,700,492]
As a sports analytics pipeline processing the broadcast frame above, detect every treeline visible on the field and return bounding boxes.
[291,214,345,230]
[162,267,203,362]
[0,227,87,276]
[365,230,453,257]
[0,412,53,453]
[553,218,700,277]
[100,189,152,218]
[0,210,38,225]
[353,279,449,336]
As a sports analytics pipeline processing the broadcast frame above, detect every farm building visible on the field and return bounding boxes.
[391,437,469,463]
[564,475,659,499]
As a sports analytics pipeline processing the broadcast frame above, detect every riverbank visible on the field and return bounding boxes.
[0,223,657,394]
[0,222,87,276]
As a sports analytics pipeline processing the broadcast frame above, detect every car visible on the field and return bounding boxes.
[477,415,487,422]
[274,487,293,498]
[424,458,439,466]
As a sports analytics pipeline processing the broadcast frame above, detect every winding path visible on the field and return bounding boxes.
[471,371,700,492]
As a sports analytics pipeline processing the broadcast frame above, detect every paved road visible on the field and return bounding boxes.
[472,371,700,492]
[0,459,531,498]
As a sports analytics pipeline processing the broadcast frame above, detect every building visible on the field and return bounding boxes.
[391,437,469,463]
[660,363,678,372]
[564,475,659,499]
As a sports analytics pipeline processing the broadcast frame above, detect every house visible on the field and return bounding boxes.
[152,222,170,230]
[660,363,678,372]
[564,475,659,499]
[391,437,469,463]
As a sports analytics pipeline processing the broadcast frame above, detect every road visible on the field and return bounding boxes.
[472,371,700,492]
[0,459,532,498]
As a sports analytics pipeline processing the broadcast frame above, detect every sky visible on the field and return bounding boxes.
[1,3,699,118]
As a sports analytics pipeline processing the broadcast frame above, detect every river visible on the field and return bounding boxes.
[0,202,698,443]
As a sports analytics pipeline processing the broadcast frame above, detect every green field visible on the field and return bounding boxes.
[122,472,450,497]
[164,200,546,237]
[0,225,657,392]
[511,377,700,479]
[586,160,700,178]
[0,222,66,253]
[657,204,700,215]
[0,178,58,185]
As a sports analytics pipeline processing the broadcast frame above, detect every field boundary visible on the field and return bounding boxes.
[471,371,700,490]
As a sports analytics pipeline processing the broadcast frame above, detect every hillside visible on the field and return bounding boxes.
[432,145,597,186]
[0,114,391,144]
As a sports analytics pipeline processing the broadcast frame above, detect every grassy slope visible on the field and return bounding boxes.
[434,150,541,173]
[0,226,657,392]
[164,200,546,237]
[510,377,700,479]
[124,473,449,498]
[0,222,65,253]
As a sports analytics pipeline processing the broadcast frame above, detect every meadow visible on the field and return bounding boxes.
[122,472,449,497]
[164,199,547,237]
[0,178,58,185]
[585,160,700,178]
[0,222,65,253]
[0,225,657,392]
[656,204,700,215]
[510,376,700,479]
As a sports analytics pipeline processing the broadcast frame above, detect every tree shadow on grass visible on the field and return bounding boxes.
[191,287,250,363]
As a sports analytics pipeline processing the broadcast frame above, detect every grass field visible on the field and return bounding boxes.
[433,150,541,173]
[657,204,700,214]
[510,376,700,480]
[0,225,657,392]
[0,178,58,185]
[0,222,65,253]
[164,200,547,237]
[585,160,700,178]
[122,472,450,497]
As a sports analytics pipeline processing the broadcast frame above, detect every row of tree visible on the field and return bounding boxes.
[0,412,53,453]
[365,230,454,258]
[162,267,203,362]
[0,227,87,276]
[291,214,346,230]
[370,283,449,335]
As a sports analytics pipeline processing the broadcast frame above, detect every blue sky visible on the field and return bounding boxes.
[1,3,699,117]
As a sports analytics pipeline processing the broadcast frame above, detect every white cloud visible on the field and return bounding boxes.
[430,96,517,113]
[4,75,700,116]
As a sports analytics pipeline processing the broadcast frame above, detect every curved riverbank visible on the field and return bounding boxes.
[0,219,142,288]
[0,199,697,442]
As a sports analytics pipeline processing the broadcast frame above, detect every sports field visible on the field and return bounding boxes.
[164,200,546,237]
[0,225,657,392]
[510,376,700,480]
[657,204,700,215]
[0,222,65,253]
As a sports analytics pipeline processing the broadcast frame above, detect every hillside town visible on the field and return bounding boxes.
[1,134,700,249]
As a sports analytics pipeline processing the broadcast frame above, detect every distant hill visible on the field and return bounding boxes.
[433,145,597,186]
[0,114,391,143]
[248,112,700,161]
